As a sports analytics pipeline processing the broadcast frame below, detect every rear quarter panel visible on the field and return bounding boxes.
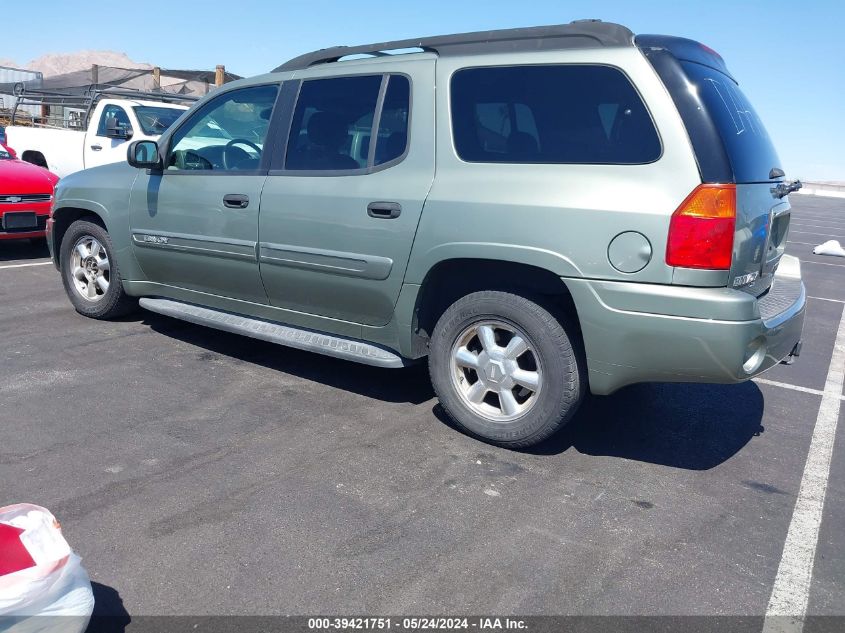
[406,47,702,286]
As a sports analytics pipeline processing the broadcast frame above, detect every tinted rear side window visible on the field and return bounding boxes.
[374,75,410,166]
[285,75,382,171]
[680,62,781,183]
[451,65,661,164]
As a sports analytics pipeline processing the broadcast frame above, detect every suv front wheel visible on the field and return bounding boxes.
[429,290,584,449]
[60,219,137,319]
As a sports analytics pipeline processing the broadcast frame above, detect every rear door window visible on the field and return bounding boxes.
[680,61,781,183]
[373,75,411,166]
[284,74,411,173]
[285,75,381,171]
[450,65,661,164]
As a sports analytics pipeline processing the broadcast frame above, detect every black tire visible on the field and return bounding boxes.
[429,290,584,449]
[59,219,137,319]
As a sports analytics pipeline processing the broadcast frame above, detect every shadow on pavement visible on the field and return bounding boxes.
[141,312,434,405]
[434,380,765,469]
[0,238,49,262]
[85,582,130,633]
[530,380,765,468]
[139,311,764,470]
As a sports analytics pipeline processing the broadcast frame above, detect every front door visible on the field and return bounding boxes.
[129,83,280,304]
[259,60,435,326]
[84,104,135,169]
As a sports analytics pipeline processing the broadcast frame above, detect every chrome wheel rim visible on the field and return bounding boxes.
[70,235,110,302]
[450,320,542,422]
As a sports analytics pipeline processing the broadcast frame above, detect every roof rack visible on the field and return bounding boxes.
[13,84,199,104]
[11,85,199,129]
[274,20,634,72]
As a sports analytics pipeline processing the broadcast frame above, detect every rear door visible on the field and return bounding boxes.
[258,59,435,326]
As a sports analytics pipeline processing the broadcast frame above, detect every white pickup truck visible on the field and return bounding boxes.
[6,97,190,178]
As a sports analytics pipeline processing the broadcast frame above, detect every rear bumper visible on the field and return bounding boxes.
[567,255,806,395]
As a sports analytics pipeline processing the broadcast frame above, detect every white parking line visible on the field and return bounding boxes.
[791,222,845,230]
[763,305,845,632]
[801,260,845,268]
[809,296,845,304]
[790,230,845,239]
[0,261,52,270]
[755,378,845,401]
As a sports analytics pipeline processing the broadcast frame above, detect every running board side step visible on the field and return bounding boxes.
[138,298,406,368]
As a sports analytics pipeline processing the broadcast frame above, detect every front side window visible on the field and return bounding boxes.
[451,65,661,164]
[167,84,279,171]
[285,74,410,172]
[97,105,132,137]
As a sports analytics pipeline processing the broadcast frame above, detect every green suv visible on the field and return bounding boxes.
[47,21,805,448]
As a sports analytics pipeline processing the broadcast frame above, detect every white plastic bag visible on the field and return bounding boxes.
[0,504,94,633]
[813,239,845,257]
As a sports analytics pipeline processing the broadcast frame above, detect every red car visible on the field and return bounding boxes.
[0,143,59,241]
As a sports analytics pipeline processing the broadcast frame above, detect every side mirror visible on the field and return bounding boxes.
[127,140,161,169]
[105,117,131,139]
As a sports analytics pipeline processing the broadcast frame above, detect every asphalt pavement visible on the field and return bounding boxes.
[0,196,842,625]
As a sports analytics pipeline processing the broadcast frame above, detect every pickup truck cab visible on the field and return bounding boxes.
[47,21,806,449]
[7,98,188,178]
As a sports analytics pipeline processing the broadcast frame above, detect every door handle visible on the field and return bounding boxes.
[223,194,249,209]
[90,145,102,151]
[367,201,402,219]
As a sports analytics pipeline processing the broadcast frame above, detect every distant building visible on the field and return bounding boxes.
[0,65,43,119]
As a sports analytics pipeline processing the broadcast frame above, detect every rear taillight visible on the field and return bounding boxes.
[666,184,736,270]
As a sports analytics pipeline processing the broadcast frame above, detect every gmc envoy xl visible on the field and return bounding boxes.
[47,21,805,448]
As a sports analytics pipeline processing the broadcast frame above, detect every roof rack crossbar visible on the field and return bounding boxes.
[273,20,634,72]
[10,84,199,128]
[12,84,199,103]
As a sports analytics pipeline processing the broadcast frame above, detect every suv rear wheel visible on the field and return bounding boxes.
[429,290,584,449]
[60,219,137,319]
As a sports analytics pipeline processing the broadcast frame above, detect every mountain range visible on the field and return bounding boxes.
[0,51,151,77]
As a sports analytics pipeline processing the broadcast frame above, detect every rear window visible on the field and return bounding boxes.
[450,65,661,164]
[680,62,780,183]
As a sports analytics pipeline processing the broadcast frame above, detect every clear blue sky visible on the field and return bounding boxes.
[8,0,844,180]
